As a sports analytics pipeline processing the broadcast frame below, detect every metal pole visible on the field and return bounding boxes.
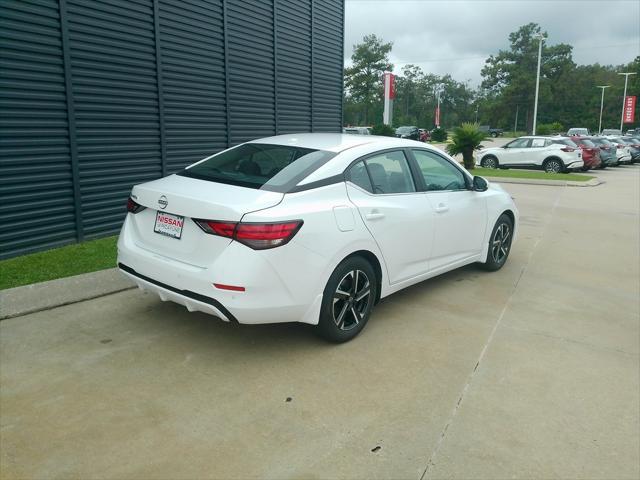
[436,89,441,128]
[596,85,609,134]
[514,104,519,134]
[618,72,636,132]
[532,34,544,135]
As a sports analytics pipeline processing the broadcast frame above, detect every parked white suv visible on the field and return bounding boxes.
[566,128,590,136]
[476,136,583,173]
[604,136,633,164]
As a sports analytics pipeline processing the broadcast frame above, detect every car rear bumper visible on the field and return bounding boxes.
[117,216,324,325]
[565,159,584,169]
[119,263,236,321]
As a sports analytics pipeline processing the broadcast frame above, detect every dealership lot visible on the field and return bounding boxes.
[1,167,638,479]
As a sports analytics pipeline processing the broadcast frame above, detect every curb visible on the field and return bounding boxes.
[484,177,603,187]
[0,268,135,320]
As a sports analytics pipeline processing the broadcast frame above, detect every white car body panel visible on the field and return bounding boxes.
[118,134,518,326]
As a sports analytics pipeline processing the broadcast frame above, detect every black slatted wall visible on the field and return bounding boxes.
[158,0,227,172]
[0,0,344,259]
[276,0,312,134]
[312,0,343,131]
[0,0,77,255]
[66,0,162,238]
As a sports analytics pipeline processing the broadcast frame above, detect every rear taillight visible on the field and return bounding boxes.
[127,197,145,214]
[194,219,303,250]
[560,147,575,152]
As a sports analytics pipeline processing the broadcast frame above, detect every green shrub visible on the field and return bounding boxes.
[446,123,487,170]
[431,127,448,142]
[370,124,395,137]
[536,122,564,135]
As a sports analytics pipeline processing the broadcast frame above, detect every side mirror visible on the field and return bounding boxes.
[473,176,488,192]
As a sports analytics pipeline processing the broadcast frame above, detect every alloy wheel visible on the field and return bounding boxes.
[483,157,497,169]
[491,223,511,264]
[332,269,371,331]
[545,160,561,173]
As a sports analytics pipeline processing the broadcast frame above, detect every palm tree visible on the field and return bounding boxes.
[446,123,488,170]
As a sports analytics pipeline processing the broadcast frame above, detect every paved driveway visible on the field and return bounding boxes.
[1,166,638,479]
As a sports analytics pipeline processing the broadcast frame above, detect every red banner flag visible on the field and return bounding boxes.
[623,96,636,124]
[383,72,396,100]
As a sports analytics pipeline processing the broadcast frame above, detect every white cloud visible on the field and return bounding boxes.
[344,0,640,85]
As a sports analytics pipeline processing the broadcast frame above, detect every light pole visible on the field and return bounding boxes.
[532,33,545,135]
[596,85,610,134]
[618,72,637,132]
[434,84,443,128]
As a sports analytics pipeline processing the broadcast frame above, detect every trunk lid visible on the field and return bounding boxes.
[128,175,283,266]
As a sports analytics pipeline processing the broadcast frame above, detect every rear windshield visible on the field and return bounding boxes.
[396,126,415,133]
[575,138,596,147]
[552,138,578,148]
[178,143,336,192]
[591,138,612,146]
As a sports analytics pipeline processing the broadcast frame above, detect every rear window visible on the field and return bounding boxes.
[575,139,596,147]
[552,138,578,148]
[178,143,336,192]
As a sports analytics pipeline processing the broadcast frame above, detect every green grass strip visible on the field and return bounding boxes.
[472,167,594,182]
[1,236,118,290]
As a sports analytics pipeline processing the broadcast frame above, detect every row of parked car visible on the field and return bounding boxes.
[476,132,640,173]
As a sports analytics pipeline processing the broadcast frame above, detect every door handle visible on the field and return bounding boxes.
[434,203,449,214]
[365,211,385,221]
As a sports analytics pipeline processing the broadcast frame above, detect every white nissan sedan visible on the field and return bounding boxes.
[118,134,518,342]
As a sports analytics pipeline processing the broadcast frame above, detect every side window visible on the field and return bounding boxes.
[363,150,416,194]
[412,149,467,192]
[347,161,373,193]
[531,138,546,148]
[505,138,531,148]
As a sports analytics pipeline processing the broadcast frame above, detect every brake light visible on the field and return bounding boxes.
[194,219,303,250]
[560,147,575,152]
[127,197,145,214]
[195,220,236,238]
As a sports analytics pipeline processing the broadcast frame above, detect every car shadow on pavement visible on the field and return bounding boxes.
[132,263,486,350]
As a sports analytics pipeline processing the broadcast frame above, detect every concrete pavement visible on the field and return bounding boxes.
[1,166,638,479]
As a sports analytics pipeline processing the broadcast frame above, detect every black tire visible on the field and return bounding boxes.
[317,256,377,343]
[481,155,499,169]
[480,214,513,272]
[491,132,498,138]
[543,157,564,173]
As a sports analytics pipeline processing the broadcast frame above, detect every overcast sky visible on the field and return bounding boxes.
[344,0,640,86]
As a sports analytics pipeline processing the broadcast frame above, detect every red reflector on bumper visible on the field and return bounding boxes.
[213,283,245,292]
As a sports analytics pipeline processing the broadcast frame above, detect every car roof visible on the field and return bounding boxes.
[246,132,414,153]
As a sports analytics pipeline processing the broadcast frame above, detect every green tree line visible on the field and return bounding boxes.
[343,24,640,133]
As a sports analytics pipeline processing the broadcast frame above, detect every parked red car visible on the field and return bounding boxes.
[568,136,602,170]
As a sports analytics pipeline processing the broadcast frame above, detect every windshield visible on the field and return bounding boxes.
[395,126,415,134]
[178,143,336,192]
